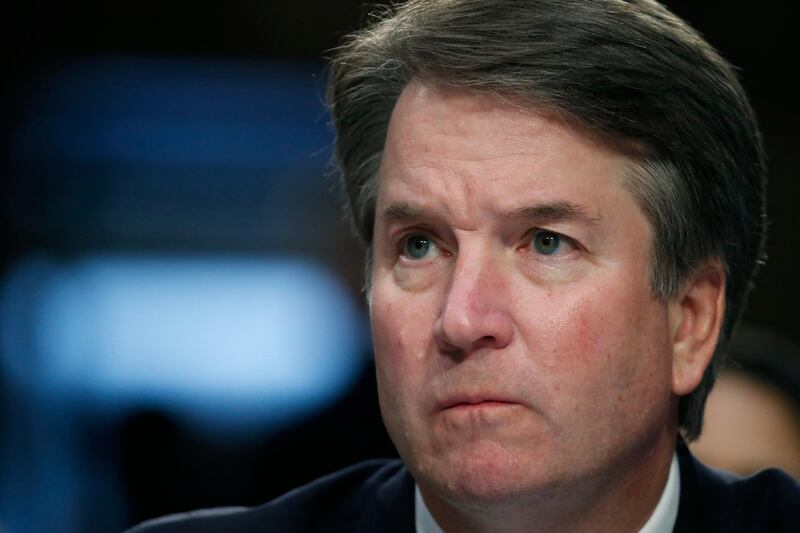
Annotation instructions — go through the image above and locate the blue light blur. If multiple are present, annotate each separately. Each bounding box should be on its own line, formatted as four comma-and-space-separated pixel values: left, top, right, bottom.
4, 57, 340, 250
1, 54, 360, 533
11, 57, 332, 169
0, 254, 368, 533
0, 254, 368, 431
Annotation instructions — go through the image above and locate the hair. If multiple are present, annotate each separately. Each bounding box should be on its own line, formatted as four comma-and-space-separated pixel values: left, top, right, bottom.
326, 0, 767, 440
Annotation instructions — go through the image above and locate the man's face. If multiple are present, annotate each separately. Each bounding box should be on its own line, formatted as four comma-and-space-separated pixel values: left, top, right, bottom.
370, 81, 678, 505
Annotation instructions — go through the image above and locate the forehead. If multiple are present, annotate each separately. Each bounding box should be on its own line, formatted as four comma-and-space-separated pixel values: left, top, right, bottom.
378, 80, 645, 227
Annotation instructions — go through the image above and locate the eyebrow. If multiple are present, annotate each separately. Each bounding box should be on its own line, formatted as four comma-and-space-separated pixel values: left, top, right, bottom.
380, 200, 602, 226
380, 202, 424, 222
506, 201, 602, 226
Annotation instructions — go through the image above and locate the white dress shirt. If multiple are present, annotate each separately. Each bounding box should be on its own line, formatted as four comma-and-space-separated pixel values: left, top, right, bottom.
415, 453, 680, 533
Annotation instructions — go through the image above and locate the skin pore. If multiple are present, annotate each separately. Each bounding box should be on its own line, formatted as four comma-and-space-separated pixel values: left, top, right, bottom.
368, 80, 725, 532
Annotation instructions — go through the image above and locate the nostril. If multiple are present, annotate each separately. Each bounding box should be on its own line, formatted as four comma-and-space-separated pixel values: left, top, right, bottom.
476, 335, 497, 348
433, 330, 465, 358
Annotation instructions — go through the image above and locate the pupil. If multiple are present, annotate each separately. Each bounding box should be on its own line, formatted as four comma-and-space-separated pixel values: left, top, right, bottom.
535, 232, 559, 254
408, 236, 430, 258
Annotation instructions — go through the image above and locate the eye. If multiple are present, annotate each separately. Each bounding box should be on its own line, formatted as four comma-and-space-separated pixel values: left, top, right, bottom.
531, 231, 564, 255
402, 234, 437, 260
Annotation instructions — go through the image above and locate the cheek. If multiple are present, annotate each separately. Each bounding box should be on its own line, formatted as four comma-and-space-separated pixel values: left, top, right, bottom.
369, 281, 436, 397
371, 294, 413, 371
369, 281, 442, 457
527, 278, 672, 408
370, 296, 407, 435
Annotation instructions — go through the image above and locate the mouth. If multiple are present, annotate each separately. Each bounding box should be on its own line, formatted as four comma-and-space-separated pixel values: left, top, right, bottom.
440, 396, 520, 412
435, 395, 526, 427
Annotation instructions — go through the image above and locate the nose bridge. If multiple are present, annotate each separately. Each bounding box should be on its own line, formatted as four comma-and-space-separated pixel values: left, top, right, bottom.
447, 244, 499, 310
435, 241, 513, 353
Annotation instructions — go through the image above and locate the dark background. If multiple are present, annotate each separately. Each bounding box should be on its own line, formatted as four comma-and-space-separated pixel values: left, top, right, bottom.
0, 2, 797, 532
3, 0, 799, 335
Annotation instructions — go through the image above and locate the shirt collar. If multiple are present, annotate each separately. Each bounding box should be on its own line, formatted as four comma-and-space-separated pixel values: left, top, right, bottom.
415, 452, 680, 533
639, 452, 681, 533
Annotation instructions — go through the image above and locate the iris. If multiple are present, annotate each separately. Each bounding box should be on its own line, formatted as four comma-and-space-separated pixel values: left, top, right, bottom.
404, 235, 432, 259
533, 231, 561, 255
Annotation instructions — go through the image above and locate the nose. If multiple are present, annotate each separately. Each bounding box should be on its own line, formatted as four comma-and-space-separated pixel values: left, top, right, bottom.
433, 250, 514, 356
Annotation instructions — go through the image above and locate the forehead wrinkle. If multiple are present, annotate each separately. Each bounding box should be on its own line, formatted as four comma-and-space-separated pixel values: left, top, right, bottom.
379, 164, 481, 226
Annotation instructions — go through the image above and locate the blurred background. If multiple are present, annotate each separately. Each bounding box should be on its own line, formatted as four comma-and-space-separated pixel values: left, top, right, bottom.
0, 1, 798, 532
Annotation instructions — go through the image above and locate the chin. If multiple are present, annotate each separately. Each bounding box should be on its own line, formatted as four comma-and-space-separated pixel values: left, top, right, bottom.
413, 440, 557, 506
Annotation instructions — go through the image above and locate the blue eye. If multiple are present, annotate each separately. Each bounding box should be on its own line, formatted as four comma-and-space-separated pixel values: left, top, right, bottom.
532, 231, 562, 255
404, 235, 433, 259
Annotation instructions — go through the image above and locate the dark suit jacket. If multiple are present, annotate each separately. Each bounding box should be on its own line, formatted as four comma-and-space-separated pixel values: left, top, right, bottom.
128, 441, 799, 532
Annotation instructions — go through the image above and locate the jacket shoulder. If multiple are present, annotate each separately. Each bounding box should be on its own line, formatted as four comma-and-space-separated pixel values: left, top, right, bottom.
126, 459, 413, 533
727, 467, 800, 532
676, 441, 800, 532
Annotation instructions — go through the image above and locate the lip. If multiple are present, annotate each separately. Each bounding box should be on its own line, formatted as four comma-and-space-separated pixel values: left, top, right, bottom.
439, 395, 521, 411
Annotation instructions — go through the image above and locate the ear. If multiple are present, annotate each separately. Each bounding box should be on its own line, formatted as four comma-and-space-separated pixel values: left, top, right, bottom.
669, 263, 726, 396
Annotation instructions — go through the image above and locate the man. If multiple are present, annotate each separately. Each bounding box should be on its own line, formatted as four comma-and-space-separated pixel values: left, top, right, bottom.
131, 0, 799, 531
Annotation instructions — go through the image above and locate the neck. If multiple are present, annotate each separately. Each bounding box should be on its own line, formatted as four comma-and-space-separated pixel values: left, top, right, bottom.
421, 428, 676, 533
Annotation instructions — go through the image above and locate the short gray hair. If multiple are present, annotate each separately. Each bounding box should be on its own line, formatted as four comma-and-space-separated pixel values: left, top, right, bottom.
326, 0, 767, 440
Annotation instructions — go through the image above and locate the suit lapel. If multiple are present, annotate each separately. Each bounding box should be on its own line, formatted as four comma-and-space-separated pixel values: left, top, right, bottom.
356, 463, 416, 533
673, 438, 741, 533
